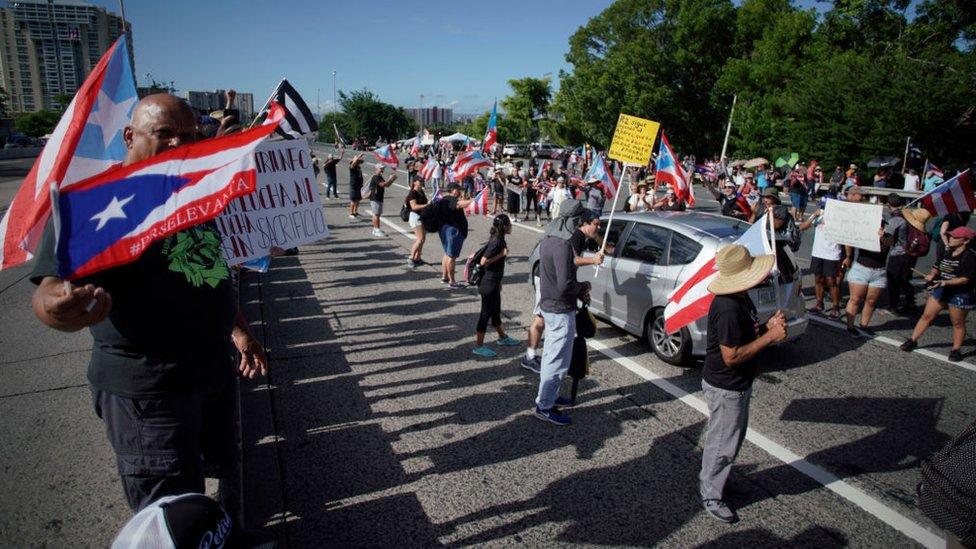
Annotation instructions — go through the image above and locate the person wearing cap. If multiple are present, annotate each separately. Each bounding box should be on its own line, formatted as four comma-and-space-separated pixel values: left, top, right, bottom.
885, 195, 926, 313
533, 200, 599, 426
900, 226, 976, 362
749, 186, 780, 223
321, 145, 345, 200
366, 164, 398, 238
348, 153, 366, 219
581, 176, 607, 218
438, 183, 473, 289
842, 186, 894, 337
699, 244, 787, 523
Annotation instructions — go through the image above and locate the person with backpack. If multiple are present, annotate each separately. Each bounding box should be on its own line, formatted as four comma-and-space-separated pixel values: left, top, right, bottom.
900, 227, 976, 362
437, 183, 472, 289
888, 205, 932, 313
405, 176, 429, 269
471, 215, 521, 358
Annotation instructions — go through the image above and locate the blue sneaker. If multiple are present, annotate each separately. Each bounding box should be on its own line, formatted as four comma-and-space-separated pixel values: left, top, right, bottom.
472, 346, 497, 358
519, 356, 541, 373
534, 406, 571, 426
497, 336, 520, 346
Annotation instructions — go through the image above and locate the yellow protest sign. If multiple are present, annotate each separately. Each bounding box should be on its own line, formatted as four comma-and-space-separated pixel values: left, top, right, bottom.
608, 113, 661, 166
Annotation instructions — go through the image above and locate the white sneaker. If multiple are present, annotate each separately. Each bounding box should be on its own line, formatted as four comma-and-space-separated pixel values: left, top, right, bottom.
348, 214, 356, 219
372, 229, 385, 237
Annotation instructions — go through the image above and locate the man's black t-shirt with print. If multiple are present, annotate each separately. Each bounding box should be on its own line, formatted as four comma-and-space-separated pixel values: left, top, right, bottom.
369, 173, 386, 202
30, 222, 236, 398
703, 293, 761, 391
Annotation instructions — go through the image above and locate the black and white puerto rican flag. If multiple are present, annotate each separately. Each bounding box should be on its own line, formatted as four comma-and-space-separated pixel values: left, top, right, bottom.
258, 79, 318, 140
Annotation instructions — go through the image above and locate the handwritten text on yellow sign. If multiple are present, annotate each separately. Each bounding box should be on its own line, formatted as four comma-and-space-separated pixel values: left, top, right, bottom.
608, 113, 661, 166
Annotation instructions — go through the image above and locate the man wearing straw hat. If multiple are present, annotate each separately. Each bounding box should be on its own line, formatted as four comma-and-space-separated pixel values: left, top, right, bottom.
886, 200, 931, 314
699, 244, 787, 523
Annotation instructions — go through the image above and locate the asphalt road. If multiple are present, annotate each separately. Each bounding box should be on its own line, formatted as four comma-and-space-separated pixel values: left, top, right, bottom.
0, 146, 972, 547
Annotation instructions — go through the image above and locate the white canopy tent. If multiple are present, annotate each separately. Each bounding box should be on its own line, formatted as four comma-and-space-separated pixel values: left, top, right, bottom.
439, 132, 475, 143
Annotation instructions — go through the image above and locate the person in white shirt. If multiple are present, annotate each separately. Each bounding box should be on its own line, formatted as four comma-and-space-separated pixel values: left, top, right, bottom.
903, 169, 920, 192
800, 200, 845, 318
549, 176, 573, 219
627, 183, 654, 212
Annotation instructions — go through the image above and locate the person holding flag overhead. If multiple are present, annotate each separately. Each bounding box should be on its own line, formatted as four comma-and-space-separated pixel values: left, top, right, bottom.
30, 93, 277, 512
367, 164, 398, 237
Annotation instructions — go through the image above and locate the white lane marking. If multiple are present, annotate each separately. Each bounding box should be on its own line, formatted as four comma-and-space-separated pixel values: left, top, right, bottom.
585, 338, 945, 549
806, 314, 976, 373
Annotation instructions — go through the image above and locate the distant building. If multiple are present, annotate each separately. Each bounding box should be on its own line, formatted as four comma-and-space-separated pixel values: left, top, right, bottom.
454, 113, 480, 124
406, 106, 453, 126
184, 89, 255, 121
0, 0, 132, 113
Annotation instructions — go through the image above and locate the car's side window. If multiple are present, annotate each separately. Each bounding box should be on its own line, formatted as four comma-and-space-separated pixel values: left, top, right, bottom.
669, 232, 702, 265
600, 220, 628, 255
621, 223, 669, 265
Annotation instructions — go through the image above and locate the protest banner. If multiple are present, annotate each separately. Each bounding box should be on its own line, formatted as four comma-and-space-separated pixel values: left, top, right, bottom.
608, 113, 661, 166
821, 198, 883, 252
215, 139, 329, 266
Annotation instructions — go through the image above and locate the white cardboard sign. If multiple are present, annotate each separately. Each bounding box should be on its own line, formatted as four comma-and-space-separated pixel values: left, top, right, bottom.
821, 198, 883, 252
215, 139, 329, 266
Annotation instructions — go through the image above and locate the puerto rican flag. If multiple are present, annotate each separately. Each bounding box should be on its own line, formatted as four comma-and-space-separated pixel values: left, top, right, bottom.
51, 104, 286, 280
451, 149, 493, 180
919, 170, 975, 217
584, 154, 619, 199
419, 157, 438, 180
372, 144, 399, 169
923, 160, 944, 179
409, 132, 422, 156
655, 133, 695, 207
482, 101, 498, 153
663, 213, 774, 334
0, 36, 136, 271
465, 188, 488, 216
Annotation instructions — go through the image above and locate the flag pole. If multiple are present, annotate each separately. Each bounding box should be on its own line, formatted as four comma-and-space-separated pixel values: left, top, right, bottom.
595, 162, 630, 275
249, 77, 284, 128
901, 137, 911, 175
767, 212, 782, 312
718, 94, 736, 170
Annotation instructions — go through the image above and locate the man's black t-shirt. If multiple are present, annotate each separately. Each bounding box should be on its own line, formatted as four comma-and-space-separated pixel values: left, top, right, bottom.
369, 173, 386, 202
323, 158, 338, 181
935, 248, 976, 297
30, 222, 236, 398
703, 293, 761, 391
441, 196, 469, 237
349, 164, 363, 191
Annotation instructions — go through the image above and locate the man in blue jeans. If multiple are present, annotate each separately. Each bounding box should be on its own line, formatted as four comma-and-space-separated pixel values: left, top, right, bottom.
699, 244, 786, 522
534, 200, 599, 425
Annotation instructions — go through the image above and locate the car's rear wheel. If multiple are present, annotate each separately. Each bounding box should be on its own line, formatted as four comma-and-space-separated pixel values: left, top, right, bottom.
647, 308, 692, 366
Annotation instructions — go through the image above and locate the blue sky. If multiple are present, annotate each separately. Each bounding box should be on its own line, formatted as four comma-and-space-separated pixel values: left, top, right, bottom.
83, 0, 616, 115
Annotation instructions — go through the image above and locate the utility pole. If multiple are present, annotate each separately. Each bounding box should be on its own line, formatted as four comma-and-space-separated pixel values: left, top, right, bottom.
420, 94, 425, 133
332, 71, 337, 116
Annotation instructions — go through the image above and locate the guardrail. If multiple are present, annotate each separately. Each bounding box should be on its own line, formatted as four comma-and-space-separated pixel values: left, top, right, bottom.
0, 147, 42, 160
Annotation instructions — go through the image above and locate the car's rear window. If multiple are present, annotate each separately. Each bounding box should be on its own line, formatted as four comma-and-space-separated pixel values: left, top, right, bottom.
694, 217, 750, 239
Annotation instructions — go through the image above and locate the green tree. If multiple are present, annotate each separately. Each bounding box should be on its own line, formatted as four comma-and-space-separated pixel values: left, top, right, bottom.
15, 109, 60, 137
500, 77, 552, 142
336, 88, 416, 142
553, 0, 736, 154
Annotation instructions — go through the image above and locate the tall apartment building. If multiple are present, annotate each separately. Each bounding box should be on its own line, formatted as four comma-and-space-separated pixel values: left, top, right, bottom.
0, 0, 131, 114
406, 106, 453, 126
184, 89, 255, 121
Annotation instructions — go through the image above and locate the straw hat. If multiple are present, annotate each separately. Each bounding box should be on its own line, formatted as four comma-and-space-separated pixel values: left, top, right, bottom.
903, 208, 931, 232
707, 244, 776, 296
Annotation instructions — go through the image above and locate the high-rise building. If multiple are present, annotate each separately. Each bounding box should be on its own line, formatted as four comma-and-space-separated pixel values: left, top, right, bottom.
183, 89, 255, 122
406, 106, 453, 126
0, 0, 132, 113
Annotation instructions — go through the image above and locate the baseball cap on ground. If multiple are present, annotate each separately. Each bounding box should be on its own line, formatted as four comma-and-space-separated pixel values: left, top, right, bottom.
111, 493, 250, 548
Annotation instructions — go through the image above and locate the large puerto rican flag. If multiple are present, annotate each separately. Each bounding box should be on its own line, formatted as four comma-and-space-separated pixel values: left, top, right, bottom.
51, 104, 285, 280
0, 36, 137, 270
655, 133, 695, 207
372, 144, 399, 168
482, 101, 498, 153
918, 170, 974, 217
465, 188, 488, 216
451, 149, 493, 180
584, 154, 619, 199
419, 157, 438, 180
663, 213, 774, 334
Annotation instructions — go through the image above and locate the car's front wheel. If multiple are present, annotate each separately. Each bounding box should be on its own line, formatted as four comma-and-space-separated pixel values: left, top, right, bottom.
646, 308, 692, 366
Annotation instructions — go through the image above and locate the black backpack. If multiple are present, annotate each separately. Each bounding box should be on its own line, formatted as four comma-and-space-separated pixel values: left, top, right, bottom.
419, 198, 442, 232
917, 419, 976, 544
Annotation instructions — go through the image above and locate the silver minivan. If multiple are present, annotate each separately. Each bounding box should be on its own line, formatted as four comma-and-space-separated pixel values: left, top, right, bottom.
528, 211, 807, 365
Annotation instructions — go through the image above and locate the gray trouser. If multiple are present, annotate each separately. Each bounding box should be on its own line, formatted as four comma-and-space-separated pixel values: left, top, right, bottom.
536, 311, 575, 409
699, 379, 752, 501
